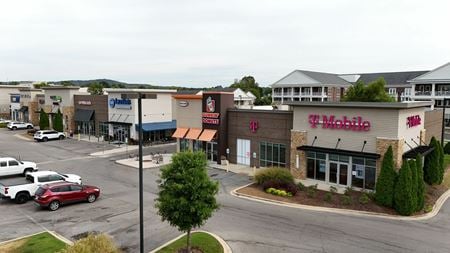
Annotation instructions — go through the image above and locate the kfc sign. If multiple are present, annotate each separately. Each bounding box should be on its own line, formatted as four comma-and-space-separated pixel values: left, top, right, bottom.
309, 114, 370, 131
206, 96, 215, 112
407, 115, 421, 128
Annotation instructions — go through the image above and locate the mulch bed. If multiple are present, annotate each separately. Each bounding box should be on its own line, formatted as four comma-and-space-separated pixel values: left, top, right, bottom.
237, 182, 449, 216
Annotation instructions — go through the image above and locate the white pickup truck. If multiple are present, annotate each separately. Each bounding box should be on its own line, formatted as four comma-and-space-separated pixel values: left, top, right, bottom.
0, 157, 38, 177
0, 171, 82, 204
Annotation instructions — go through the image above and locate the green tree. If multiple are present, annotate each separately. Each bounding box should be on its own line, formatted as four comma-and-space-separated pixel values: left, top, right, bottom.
156, 152, 219, 253
424, 137, 441, 185
437, 141, 445, 184
416, 155, 425, 211
342, 78, 395, 102
230, 76, 271, 105
88, 82, 104, 95
394, 160, 415, 216
444, 142, 450, 154
60, 81, 74, 86
39, 108, 49, 130
53, 109, 63, 132
408, 159, 418, 211
375, 146, 397, 207
34, 82, 49, 89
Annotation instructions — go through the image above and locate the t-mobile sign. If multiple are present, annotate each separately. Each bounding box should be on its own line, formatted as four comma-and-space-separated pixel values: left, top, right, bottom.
406, 115, 421, 128
309, 114, 371, 131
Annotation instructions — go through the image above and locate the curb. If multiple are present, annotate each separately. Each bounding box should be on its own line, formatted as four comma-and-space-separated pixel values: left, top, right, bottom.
149, 230, 232, 253
231, 183, 450, 221
0, 230, 73, 246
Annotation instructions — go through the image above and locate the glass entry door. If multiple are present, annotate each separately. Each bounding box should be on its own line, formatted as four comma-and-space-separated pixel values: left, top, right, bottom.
206, 142, 218, 162
329, 162, 349, 186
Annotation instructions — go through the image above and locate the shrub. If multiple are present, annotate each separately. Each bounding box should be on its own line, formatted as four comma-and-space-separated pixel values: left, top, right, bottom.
375, 146, 397, 208
324, 192, 333, 202
424, 137, 441, 185
266, 188, 291, 197
359, 193, 370, 205
344, 186, 354, 196
329, 186, 338, 194
437, 141, 445, 184
59, 233, 121, 253
306, 185, 317, 198
341, 195, 352, 205
297, 181, 306, 191
0, 122, 7, 128
424, 204, 433, 213
53, 109, 63, 132
261, 179, 298, 195
394, 161, 415, 216
444, 142, 450, 155
408, 159, 418, 212
255, 167, 294, 186
416, 155, 425, 211
39, 108, 49, 130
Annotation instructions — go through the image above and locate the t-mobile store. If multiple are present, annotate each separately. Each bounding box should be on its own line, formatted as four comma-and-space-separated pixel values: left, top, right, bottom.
289, 102, 438, 190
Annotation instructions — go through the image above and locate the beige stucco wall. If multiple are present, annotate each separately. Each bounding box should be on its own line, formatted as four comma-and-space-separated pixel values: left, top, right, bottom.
292, 106, 425, 154
172, 98, 202, 128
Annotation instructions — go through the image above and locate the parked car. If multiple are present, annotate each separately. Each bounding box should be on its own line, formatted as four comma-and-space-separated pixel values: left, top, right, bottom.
0, 157, 38, 177
34, 130, 66, 142
7, 122, 33, 130
0, 171, 82, 204
34, 182, 100, 211
0, 118, 12, 124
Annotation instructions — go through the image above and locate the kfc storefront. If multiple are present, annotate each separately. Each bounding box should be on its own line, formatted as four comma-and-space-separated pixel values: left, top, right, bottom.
289, 101, 437, 190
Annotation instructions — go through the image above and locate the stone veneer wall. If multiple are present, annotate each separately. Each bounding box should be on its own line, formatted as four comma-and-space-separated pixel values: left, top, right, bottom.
290, 130, 307, 179
62, 106, 75, 132
29, 101, 40, 126
376, 138, 404, 172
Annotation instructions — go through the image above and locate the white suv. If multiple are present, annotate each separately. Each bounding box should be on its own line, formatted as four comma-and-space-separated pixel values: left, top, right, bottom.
34, 130, 66, 142
7, 122, 34, 130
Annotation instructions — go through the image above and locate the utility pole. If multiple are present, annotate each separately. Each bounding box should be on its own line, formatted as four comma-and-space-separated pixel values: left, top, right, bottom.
138, 92, 144, 253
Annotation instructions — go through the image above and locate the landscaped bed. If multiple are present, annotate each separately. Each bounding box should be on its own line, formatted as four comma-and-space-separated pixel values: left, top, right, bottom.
0, 232, 67, 253
156, 231, 223, 253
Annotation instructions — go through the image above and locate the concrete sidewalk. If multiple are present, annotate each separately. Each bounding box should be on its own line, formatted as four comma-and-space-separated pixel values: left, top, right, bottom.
208, 162, 257, 176
115, 153, 172, 169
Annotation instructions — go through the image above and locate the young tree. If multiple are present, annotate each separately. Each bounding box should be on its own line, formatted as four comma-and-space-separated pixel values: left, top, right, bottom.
53, 109, 63, 132
416, 155, 425, 211
408, 159, 418, 211
437, 141, 445, 184
375, 146, 397, 207
394, 161, 415, 216
156, 152, 219, 253
39, 108, 49, 130
444, 142, 450, 155
88, 82, 104, 95
424, 137, 440, 185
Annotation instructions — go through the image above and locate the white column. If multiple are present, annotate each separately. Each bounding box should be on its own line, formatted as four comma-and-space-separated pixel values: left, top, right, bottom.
281, 88, 284, 103
431, 83, 435, 97
321, 86, 325, 102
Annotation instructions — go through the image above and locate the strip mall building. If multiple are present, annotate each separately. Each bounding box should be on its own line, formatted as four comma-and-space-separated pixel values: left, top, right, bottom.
172, 94, 441, 190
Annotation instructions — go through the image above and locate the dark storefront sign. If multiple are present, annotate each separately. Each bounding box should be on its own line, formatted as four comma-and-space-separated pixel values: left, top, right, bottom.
10, 95, 20, 103
109, 98, 131, 109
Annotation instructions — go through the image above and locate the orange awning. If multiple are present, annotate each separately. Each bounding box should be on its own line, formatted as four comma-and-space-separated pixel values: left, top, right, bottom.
198, 129, 217, 142
185, 128, 202, 140
172, 128, 189, 138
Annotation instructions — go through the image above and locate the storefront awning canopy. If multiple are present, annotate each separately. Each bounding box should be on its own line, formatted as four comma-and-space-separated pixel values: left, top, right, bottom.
403, 145, 434, 159
18, 106, 28, 113
185, 128, 202, 140
172, 128, 189, 138
136, 120, 176, 132
198, 129, 217, 142
74, 109, 94, 122
297, 145, 381, 159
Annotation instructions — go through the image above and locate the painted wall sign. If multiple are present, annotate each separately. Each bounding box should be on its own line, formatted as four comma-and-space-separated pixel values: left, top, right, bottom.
10, 95, 20, 103
109, 98, 132, 109
406, 115, 421, 128
249, 120, 259, 133
205, 96, 215, 113
178, 101, 189, 107
308, 114, 371, 131
78, 101, 92, 105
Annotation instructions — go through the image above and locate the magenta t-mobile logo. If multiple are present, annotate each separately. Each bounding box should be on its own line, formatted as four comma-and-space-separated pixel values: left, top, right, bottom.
249, 120, 259, 133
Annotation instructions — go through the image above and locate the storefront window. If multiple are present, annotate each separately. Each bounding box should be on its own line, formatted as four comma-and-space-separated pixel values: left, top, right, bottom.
193, 140, 202, 152
99, 122, 109, 139
180, 139, 189, 152
352, 157, 376, 190
259, 142, 286, 167
306, 151, 326, 181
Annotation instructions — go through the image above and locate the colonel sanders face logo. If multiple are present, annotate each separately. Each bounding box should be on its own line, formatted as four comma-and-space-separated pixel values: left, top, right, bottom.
206, 96, 215, 113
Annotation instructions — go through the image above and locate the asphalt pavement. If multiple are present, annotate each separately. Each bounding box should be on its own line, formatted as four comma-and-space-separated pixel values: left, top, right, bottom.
0, 128, 449, 253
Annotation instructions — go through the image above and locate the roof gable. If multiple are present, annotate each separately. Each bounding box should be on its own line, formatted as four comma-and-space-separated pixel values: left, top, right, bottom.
272, 70, 351, 87
409, 63, 450, 82
272, 70, 320, 87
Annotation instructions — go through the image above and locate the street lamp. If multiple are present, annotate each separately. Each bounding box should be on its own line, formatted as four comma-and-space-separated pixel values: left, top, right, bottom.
121, 92, 156, 253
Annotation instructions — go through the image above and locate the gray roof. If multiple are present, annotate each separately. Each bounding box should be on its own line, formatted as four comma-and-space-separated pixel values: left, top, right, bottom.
285, 101, 433, 109
272, 70, 351, 87
356, 71, 428, 86
409, 62, 450, 82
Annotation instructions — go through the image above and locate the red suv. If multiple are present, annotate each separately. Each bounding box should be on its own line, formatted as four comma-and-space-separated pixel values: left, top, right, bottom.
34, 182, 100, 211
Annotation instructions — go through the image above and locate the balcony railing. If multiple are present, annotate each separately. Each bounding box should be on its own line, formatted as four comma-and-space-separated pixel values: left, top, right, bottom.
301, 92, 311, 96
293, 92, 300, 96
312, 92, 323, 96
273, 92, 282, 97
415, 91, 431, 96
436, 91, 450, 96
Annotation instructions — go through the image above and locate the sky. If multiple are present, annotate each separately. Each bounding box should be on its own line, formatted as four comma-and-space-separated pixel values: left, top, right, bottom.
0, 0, 449, 87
